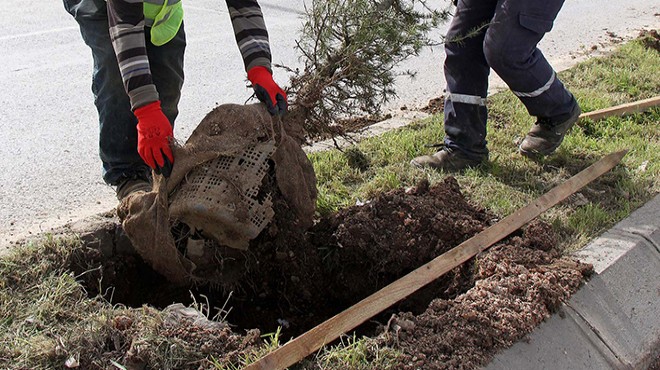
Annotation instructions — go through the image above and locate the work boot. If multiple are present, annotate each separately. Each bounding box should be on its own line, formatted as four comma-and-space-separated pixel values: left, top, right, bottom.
410, 147, 486, 172
520, 104, 581, 158
116, 177, 152, 201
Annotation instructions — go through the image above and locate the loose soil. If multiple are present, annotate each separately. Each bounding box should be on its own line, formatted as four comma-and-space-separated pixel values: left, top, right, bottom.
639, 29, 660, 53
68, 177, 592, 369
421, 96, 445, 115
381, 221, 592, 369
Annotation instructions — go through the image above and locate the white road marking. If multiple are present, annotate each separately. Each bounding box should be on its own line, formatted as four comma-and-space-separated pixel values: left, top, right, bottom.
0, 26, 79, 41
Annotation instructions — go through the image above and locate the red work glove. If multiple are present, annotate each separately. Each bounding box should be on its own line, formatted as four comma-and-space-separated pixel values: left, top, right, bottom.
247, 66, 288, 116
134, 100, 174, 177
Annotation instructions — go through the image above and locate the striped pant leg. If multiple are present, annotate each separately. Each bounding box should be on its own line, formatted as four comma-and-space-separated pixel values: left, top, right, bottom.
443, 0, 497, 159
145, 24, 186, 126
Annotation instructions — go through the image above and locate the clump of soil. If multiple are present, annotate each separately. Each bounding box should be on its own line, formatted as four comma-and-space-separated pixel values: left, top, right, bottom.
639, 29, 660, 52
344, 146, 371, 171
421, 96, 445, 115
649, 350, 660, 370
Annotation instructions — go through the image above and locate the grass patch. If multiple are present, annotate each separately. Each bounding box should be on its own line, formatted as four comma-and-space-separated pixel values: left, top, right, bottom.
0, 37, 658, 369
303, 334, 401, 369
0, 237, 257, 369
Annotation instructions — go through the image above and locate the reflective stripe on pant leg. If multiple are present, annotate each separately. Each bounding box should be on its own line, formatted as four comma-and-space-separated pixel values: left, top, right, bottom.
443, 92, 489, 159
484, 0, 575, 118
512, 71, 555, 98
447, 93, 487, 106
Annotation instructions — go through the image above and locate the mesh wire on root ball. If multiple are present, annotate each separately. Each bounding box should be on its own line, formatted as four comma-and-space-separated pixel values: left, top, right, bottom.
118, 104, 317, 284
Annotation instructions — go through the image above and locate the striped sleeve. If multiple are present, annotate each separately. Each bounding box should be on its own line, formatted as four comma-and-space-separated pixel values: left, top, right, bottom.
226, 0, 273, 72
107, 0, 159, 110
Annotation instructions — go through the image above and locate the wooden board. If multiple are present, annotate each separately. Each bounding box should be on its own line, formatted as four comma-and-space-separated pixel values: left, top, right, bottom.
579, 96, 660, 121
245, 150, 628, 370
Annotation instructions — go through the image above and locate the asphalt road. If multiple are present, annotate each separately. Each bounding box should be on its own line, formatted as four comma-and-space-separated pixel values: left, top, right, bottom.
0, 0, 658, 248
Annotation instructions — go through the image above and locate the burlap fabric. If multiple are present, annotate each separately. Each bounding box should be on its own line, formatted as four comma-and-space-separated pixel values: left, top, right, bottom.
117, 103, 317, 284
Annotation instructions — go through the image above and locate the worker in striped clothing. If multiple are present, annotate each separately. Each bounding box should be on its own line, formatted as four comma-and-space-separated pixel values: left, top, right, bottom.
411, 0, 581, 171
63, 0, 287, 200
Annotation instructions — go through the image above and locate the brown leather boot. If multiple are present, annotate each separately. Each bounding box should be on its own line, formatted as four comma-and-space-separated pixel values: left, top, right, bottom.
116, 178, 152, 201
410, 148, 486, 172
520, 104, 581, 158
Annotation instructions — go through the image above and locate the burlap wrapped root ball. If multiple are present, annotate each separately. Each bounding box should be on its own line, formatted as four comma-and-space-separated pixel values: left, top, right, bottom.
117, 103, 317, 284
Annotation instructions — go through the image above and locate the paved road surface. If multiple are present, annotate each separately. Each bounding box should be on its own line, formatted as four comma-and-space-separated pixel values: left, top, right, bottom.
0, 0, 658, 249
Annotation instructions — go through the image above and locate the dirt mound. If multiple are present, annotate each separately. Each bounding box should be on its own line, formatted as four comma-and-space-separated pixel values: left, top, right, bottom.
196, 178, 492, 335
380, 222, 592, 369
311, 177, 489, 308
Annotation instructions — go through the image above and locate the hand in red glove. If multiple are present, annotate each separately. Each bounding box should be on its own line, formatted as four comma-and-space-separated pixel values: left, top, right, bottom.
134, 100, 174, 177
247, 66, 288, 116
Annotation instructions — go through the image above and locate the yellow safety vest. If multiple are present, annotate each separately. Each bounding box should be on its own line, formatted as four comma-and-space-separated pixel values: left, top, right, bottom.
143, 0, 184, 46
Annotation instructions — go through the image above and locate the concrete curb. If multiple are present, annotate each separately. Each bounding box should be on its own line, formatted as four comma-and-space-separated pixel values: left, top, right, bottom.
485, 195, 660, 370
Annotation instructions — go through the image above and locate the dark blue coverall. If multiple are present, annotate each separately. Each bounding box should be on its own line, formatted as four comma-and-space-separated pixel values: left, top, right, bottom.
443, 0, 579, 160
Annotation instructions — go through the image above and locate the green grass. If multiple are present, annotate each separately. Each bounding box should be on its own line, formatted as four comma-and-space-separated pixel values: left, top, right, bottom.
305, 333, 401, 369
0, 37, 658, 370
311, 38, 660, 253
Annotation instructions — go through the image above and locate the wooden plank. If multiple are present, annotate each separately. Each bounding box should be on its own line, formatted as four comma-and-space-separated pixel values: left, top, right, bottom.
580, 96, 660, 121
245, 150, 628, 370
